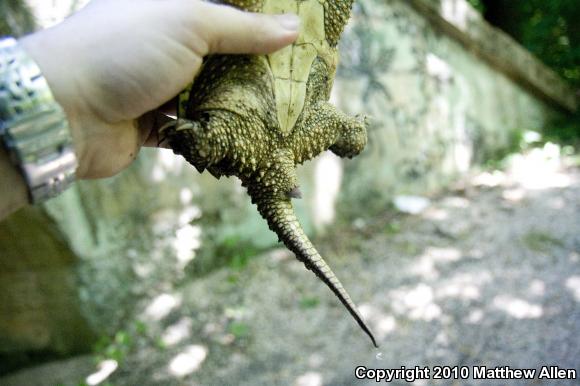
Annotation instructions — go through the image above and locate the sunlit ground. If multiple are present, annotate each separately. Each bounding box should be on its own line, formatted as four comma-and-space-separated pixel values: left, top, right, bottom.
115, 144, 579, 386
2, 143, 577, 386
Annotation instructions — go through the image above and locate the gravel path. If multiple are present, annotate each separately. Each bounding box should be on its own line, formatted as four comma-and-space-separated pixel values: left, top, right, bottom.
107, 150, 579, 386
2, 150, 579, 386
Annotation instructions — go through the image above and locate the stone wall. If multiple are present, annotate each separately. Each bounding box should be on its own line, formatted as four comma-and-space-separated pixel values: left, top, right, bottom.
334, 0, 575, 215
0, 208, 95, 373
1, 0, 576, 366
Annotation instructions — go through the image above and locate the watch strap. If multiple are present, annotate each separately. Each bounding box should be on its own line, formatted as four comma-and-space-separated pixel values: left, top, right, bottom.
0, 37, 77, 203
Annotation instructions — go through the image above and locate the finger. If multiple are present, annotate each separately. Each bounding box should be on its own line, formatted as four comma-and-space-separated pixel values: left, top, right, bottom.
194, 2, 300, 54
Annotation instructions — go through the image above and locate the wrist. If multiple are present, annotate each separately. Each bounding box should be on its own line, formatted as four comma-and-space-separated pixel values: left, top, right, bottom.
19, 32, 87, 169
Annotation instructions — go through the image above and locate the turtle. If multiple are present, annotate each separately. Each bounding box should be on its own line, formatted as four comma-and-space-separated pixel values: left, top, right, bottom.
163, 0, 376, 347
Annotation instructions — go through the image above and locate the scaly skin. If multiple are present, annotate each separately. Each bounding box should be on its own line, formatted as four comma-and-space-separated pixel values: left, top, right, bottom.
164, 0, 377, 347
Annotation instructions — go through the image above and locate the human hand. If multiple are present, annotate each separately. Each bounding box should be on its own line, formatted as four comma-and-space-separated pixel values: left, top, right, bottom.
19, 0, 299, 179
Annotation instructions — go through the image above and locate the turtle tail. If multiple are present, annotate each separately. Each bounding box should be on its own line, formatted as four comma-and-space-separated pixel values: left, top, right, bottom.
254, 197, 378, 347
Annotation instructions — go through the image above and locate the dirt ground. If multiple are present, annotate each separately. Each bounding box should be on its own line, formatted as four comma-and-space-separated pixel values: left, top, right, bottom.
2, 147, 579, 386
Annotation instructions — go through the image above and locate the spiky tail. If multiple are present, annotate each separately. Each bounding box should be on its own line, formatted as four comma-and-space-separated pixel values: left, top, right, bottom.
255, 197, 378, 347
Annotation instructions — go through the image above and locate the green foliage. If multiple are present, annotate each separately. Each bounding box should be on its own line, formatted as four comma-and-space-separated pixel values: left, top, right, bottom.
474, 128, 525, 168
226, 236, 260, 271
65, 383, 116, 386
188, 233, 262, 277
228, 321, 250, 339
299, 296, 320, 309
479, 1, 580, 145
93, 321, 148, 364
394, 240, 421, 255
543, 112, 580, 147
57, 383, 89, 386
522, 230, 564, 252
481, 0, 580, 90
93, 332, 132, 363
517, 1, 580, 89
384, 221, 401, 235
466, 0, 485, 13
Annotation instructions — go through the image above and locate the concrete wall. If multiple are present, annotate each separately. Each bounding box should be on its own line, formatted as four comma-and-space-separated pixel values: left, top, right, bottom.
334, 0, 573, 215
1, 0, 576, 363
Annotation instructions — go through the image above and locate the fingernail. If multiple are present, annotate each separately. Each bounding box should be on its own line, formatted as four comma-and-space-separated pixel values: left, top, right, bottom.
276, 13, 300, 31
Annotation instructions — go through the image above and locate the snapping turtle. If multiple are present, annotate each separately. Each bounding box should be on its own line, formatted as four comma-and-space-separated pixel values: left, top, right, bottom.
164, 0, 376, 347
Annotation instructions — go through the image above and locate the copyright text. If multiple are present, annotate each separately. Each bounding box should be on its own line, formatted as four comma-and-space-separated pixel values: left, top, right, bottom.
354, 365, 577, 383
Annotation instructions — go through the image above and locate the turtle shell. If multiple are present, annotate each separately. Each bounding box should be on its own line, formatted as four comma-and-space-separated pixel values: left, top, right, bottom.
178, 0, 354, 136
263, 0, 337, 135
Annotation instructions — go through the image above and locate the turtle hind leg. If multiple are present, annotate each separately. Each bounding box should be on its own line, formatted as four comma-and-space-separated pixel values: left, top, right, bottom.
164, 115, 231, 175
291, 103, 367, 164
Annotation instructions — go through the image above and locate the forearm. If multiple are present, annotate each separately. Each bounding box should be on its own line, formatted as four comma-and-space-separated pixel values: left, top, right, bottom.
0, 146, 28, 220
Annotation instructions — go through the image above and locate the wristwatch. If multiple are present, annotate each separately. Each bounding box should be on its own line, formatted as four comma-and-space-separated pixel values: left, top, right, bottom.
0, 37, 77, 204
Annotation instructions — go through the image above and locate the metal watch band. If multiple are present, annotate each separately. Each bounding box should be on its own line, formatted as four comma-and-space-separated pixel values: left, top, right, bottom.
0, 37, 77, 204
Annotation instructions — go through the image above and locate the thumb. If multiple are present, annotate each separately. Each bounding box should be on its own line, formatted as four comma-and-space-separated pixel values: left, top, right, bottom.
194, 2, 300, 54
